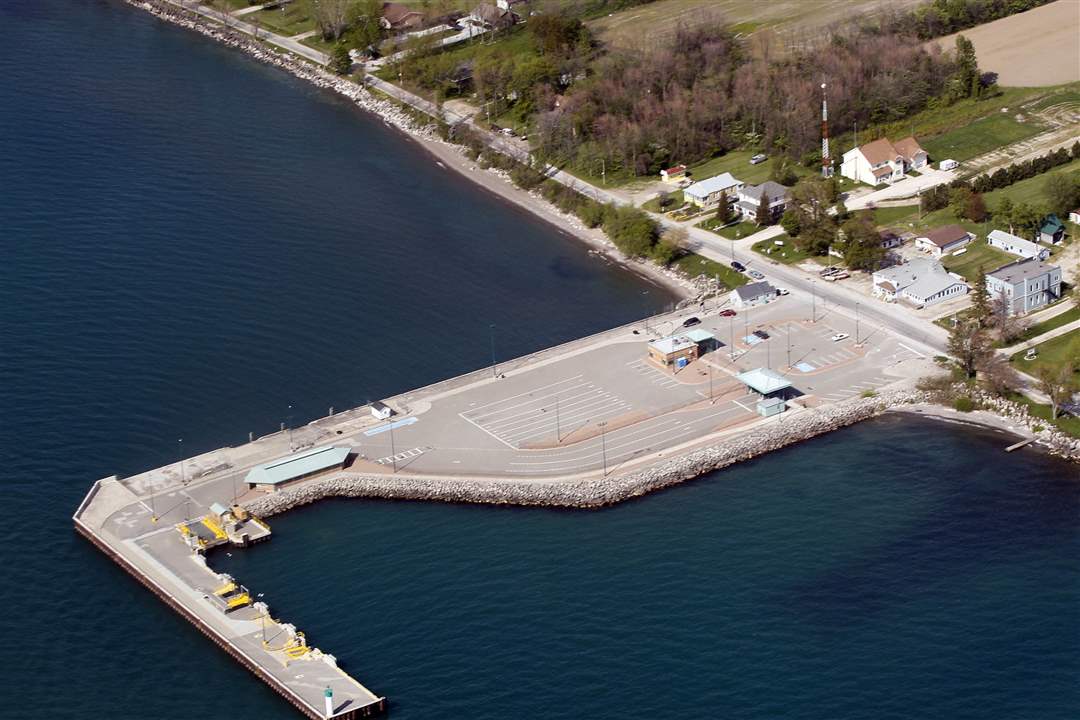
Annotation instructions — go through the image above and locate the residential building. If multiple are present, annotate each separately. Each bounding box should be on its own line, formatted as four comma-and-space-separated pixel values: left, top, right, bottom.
986, 258, 1061, 316
1068, 208, 1080, 225
1038, 214, 1066, 244
872, 258, 968, 307
683, 172, 744, 209
647, 335, 699, 369
914, 225, 973, 257
467, 2, 518, 29
878, 229, 905, 249
730, 281, 776, 308
496, 0, 526, 10
380, 2, 425, 31
736, 181, 790, 221
840, 136, 928, 185
987, 229, 1050, 260
660, 165, 687, 183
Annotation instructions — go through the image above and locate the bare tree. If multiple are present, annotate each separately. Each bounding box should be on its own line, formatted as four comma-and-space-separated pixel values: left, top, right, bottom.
979, 355, 1020, 397
313, 0, 352, 41
1036, 364, 1074, 420
948, 318, 993, 378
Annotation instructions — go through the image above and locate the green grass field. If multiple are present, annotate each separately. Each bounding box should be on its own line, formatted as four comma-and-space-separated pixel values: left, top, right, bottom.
871, 204, 920, 228
642, 190, 684, 213
940, 241, 1013, 282
983, 157, 1080, 208
672, 253, 747, 289
698, 218, 758, 240
685, 151, 807, 186
1009, 304, 1080, 345
1011, 329, 1080, 390
921, 113, 1046, 163
751, 236, 811, 265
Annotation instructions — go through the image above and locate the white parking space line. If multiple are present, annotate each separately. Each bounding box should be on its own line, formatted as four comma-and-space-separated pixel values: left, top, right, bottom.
465, 375, 585, 413
466, 382, 593, 421
458, 413, 518, 449
502, 401, 631, 442
491, 393, 613, 434
475, 387, 605, 426
732, 398, 754, 413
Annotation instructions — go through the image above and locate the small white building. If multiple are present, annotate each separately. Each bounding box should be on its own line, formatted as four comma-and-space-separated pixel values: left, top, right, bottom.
840, 136, 927, 185
939, 159, 959, 171
914, 225, 974, 258
730, 281, 776, 309
1069, 208, 1080, 225
660, 165, 687, 184
370, 401, 393, 420
683, 172, 744, 209
987, 229, 1050, 260
872, 258, 968, 307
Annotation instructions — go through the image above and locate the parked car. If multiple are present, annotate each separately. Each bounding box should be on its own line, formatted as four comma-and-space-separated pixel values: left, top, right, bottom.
753, 330, 770, 340
1024, 348, 1038, 360
831, 333, 850, 342
747, 269, 764, 280
731, 261, 746, 272
501, 127, 515, 136
682, 316, 701, 328
776, 288, 790, 296
719, 309, 737, 317
820, 266, 841, 277
750, 153, 768, 165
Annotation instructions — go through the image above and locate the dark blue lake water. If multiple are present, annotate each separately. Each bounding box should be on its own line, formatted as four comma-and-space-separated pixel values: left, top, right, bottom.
1, 2, 1078, 718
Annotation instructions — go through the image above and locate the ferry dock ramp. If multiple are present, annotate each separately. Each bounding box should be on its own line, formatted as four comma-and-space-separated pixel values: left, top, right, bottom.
73, 474, 386, 719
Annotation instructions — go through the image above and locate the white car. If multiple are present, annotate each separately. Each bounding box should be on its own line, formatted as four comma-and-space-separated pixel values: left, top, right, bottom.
776, 288, 789, 296
831, 333, 850, 342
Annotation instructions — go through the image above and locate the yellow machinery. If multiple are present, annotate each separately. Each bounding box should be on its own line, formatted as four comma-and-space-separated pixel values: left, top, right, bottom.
213, 581, 237, 597
200, 514, 227, 541
226, 592, 252, 610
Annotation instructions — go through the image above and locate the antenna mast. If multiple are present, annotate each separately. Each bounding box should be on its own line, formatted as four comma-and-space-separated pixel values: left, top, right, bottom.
821, 82, 831, 178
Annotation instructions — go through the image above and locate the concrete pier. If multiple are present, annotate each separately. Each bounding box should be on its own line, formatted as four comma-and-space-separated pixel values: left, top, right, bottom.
74, 477, 386, 719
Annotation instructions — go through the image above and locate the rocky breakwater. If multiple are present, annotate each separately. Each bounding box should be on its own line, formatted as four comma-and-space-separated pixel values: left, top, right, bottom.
245, 389, 927, 517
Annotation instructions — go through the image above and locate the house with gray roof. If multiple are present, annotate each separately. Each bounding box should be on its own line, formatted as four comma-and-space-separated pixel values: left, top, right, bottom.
986, 258, 1061, 316
730, 280, 776, 308
871, 258, 967, 307
683, 172, 744, 209
987, 229, 1049, 260
736, 181, 790, 222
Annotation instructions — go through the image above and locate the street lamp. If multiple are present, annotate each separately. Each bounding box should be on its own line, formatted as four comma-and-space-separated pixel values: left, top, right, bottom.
856, 301, 861, 344
387, 416, 397, 473
811, 280, 817, 322
489, 323, 498, 378
598, 421, 608, 477
286, 404, 294, 451
554, 395, 561, 444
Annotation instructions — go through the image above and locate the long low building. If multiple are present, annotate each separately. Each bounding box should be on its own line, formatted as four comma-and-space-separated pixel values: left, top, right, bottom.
987, 229, 1050, 260
872, 258, 968, 307
245, 445, 354, 492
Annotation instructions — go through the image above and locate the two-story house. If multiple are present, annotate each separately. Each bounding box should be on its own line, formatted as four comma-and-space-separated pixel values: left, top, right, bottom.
985, 259, 1061, 316
840, 136, 928, 185
683, 172, 744, 210
736, 181, 790, 222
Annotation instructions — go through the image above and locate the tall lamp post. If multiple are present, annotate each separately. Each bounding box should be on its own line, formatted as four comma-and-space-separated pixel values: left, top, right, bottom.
489, 323, 498, 378
811, 280, 817, 323
598, 421, 608, 477
856, 302, 861, 344
178, 438, 188, 522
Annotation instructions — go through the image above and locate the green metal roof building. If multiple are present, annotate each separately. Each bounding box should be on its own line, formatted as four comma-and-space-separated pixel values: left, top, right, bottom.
245, 445, 353, 491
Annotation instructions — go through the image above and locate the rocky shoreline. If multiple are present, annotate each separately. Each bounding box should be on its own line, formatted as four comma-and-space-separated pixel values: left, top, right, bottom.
125, 0, 698, 300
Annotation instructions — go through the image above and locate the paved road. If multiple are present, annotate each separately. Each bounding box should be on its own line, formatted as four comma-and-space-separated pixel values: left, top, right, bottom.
168, 0, 329, 64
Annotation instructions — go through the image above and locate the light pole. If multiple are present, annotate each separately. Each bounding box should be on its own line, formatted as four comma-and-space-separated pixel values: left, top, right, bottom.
178, 438, 188, 522
811, 280, 817, 322
598, 421, 608, 477
729, 313, 735, 361
554, 395, 561, 444
489, 323, 498, 378
856, 301, 861, 344
708, 362, 714, 404
387, 417, 397, 473
286, 404, 294, 451
786, 323, 791, 369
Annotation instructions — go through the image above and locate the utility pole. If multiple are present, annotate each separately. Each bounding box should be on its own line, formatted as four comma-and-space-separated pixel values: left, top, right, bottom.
729, 313, 735, 361
286, 404, 294, 451
598, 421, 608, 477
489, 323, 497, 378
554, 395, 561, 443
178, 438, 188, 522
786, 323, 791, 369
708, 361, 714, 404
811, 280, 817, 322
856, 302, 861, 344
387, 417, 397, 474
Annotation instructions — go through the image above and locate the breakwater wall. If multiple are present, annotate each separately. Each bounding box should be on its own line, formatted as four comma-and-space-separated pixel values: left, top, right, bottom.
245, 390, 926, 517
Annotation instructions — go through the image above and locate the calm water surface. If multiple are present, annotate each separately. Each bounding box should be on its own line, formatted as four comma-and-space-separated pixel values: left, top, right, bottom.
1, 2, 1078, 718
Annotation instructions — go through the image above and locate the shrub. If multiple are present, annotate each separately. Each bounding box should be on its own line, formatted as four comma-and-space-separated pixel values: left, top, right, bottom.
602, 206, 659, 257
954, 396, 975, 412
860, 389, 878, 398
575, 200, 607, 228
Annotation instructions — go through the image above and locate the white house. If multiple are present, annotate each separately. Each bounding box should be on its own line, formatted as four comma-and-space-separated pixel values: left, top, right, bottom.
987, 229, 1050, 260
986, 259, 1062, 316
914, 225, 974, 258
683, 172, 744, 209
1069, 208, 1080, 225
736, 181, 790, 221
840, 136, 928, 185
872, 258, 968, 307
730, 281, 776, 309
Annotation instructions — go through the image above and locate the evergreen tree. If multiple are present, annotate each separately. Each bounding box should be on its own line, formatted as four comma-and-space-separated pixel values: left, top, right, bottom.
996, 197, 1014, 232
755, 191, 771, 226
971, 268, 991, 325
715, 190, 733, 225
329, 44, 352, 75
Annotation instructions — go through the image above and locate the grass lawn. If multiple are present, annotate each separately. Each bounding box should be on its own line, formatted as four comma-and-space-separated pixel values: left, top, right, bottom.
642, 189, 683, 213
940, 241, 1013, 282
1016, 397, 1080, 438
1008, 303, 1080, 345
672, 253, 747, 289
698, 218, 759, 239
751, 235, 816, 265
1011, 327, 1080, 389
871, 204, 920, 228
921, 113, 1046, 163
982, 157, 1080, 208
686, 151, 810, 186
248, 1, 318, 37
